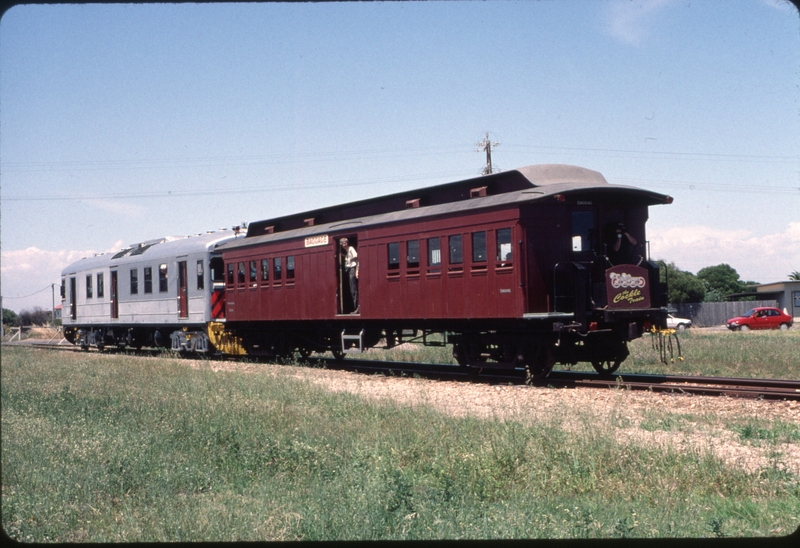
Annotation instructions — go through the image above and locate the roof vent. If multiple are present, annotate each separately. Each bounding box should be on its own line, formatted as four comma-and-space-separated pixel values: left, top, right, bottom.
262, 225, 275, 234
405, 198, 420, 209
304, 217, 316, 226
470, 186, 487, 198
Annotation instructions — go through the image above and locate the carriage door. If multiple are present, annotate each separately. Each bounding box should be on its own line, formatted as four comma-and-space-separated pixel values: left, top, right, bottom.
178, 261, 188, 318
110, 271, 119, 319
335, 235, 358, 315
69, 277, 77, 320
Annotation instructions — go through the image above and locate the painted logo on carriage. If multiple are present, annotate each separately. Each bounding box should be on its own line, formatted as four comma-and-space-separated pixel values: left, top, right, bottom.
609, 272, 646, 289
605, 265, 651, 309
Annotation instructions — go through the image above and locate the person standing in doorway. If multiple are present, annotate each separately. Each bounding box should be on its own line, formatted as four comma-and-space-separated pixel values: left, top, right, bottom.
608, 222, 637, 265
340, 238, 359, 313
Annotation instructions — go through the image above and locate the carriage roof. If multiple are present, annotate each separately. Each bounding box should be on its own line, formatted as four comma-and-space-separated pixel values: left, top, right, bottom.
223, 164, 671, 251
60, 231, 238, 275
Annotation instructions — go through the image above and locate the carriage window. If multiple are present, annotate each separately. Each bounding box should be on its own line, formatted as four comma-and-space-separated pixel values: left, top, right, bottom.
144, 267, 153, 293
274, 257, 282, 280
197, 260, 204, 290
61, 279, 66, 300
130, 269, 138, 294
388, 242, 400, 270
249, 260, 257, 283
261, 258, 269, 281
287, 256, 295, 280
472, 231, 486, 262
237, 262, 245, 284
227, 263, 234, 285
159, 264, 168, 292
97, 273, 104, 298
496, 228, 512, 263
572, 211, 595, 252
428, 237, 441, 267
86, 275, 93, 298
407, 240, 420, 269
449, 235, 463, 265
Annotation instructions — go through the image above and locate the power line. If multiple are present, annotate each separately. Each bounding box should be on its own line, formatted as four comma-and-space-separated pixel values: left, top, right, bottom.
502, 143, 800, 164
611, 176, 800, 196
2, 168, 479, 202
0, 145, 471, 174
2, 285, 53, 299
6, 141, 795, 175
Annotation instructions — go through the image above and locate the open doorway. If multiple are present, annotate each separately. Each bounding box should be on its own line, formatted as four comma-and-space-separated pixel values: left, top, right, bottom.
336, 235, 359, 315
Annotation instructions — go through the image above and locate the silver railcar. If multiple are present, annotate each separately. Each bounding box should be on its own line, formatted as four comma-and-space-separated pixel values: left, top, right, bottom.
61, 230, 239, 352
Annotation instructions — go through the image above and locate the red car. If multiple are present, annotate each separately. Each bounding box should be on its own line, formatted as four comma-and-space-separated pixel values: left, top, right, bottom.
726, 307, 793, 331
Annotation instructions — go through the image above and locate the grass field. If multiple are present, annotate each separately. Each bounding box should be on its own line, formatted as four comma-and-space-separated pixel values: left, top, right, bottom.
2, 332, 799, 542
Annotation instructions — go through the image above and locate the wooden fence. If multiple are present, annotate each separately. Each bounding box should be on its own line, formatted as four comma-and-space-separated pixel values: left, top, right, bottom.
670, 300, 778, 328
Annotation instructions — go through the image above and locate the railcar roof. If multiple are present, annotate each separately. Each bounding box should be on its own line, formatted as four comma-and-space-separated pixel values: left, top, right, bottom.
244, 164, 615, 238
60, 231, 240, 275
223, 164, 672, 252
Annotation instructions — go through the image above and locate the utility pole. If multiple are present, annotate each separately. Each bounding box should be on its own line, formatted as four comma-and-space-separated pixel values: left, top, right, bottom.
476, 131, 500, 175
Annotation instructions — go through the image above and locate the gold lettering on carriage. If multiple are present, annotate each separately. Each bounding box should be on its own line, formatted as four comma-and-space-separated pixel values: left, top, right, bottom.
304, 235, 329, 248
612, 289, 645, 305
605, 264, 652, 309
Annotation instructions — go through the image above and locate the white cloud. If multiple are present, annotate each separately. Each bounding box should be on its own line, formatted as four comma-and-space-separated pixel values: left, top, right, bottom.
1, 242, 125, 313
650, 222, 800, 283
604, 0, 674, 46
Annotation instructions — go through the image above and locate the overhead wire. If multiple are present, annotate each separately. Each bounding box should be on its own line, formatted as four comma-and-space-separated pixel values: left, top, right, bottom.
2, 285, 54, 299
2, 168, 479, 202
3, 142, 798, 201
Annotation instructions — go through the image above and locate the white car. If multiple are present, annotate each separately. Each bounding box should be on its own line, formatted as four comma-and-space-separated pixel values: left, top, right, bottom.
666, 314, 691, 331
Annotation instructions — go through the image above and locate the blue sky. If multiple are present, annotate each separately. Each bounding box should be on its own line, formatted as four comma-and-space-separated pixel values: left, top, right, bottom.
2, 0, 799, 313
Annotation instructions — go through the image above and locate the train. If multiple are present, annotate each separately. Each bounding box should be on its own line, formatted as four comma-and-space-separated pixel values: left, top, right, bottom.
61, 164, 673, 378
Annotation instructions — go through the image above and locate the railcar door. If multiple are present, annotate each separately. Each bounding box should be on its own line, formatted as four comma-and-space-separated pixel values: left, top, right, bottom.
110, 270, 119, 319
336, 235, 359, 315
178, 261, 188, 318
69, 277, 77, 320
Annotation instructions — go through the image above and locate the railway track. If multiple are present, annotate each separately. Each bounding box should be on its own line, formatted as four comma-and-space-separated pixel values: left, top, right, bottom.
6, 339, 800, 401
323, 359, 800, 401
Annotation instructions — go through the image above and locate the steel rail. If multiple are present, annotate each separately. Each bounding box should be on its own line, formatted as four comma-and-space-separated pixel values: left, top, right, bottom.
6, 340, 799, 400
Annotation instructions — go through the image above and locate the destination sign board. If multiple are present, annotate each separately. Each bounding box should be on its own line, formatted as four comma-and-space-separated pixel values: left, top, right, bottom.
304, 235, 329, 248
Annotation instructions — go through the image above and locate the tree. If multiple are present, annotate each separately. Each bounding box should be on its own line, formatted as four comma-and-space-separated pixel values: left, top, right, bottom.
659, 261, 705, 304
697, 264, 748, 302
2, 308, 19, 328
789, 271, 800, 281
17, 306, 51, 326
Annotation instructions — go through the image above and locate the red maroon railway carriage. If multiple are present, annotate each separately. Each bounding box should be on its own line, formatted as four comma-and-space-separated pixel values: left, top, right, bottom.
213, 164, 672, 378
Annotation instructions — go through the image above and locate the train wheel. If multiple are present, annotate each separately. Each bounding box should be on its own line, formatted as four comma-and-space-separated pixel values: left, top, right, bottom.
591, 359, 621, 375
332, 350, 345, 362
524, 345, 555, 382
